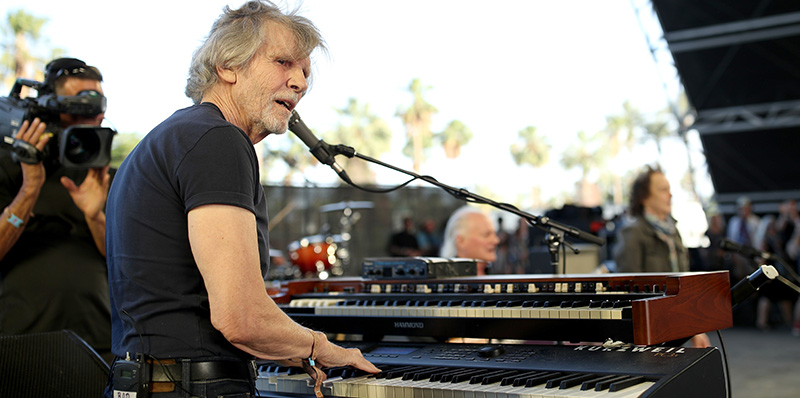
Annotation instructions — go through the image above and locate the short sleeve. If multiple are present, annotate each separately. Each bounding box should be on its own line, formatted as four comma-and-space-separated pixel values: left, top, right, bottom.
177, 126, 259, 214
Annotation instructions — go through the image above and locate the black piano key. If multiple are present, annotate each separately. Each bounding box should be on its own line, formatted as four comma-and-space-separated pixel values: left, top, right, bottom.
595, 375, 632, 391
391, 300, 409, 307
341, 368, 367, 379
432, 368, 473, 382
399, 367, 434, 381
382, 365, 422, 379
559, 301, 574, 308
613, 300, 633, 308
479, 370, 520, 385
480, 300, 499, 307
325, 367, 348, 378
407, 367, 448, 381
559, 373, 597, 389
468, 369, 509, 384
506, 300, 524, 307
495, 300, 508, 308
524, 372, 562, 387
545, 373, 581, 389
571, 300, 589, 308
502, 371, 545, 386
609, 375, 647, 392
581, 374, 621, 390
521, 300, 535, 308
588, 300, 603, 308
450, 368, 486, 383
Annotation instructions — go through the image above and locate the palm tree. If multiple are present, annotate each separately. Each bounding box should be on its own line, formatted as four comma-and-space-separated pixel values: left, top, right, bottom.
510, 126, 550, 167
326, 98, 392, 184
396, 79, 437, 173
436, 120, 472, 159
561, 130, 607, 206
603, 100, 645, 206
1, 9, 48, 89
641, 110, 673, 157
604, 100, 644, 154
510, 126, 551, 208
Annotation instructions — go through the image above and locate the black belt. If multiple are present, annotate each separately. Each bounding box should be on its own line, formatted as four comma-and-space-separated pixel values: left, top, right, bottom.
150, 359, 254, 382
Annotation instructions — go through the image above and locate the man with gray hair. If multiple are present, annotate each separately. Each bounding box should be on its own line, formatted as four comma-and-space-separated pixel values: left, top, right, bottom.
105, 1, 378, 396
440, 206, 500, 275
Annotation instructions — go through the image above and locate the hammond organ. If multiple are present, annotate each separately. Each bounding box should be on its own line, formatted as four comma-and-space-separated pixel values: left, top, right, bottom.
260, 271, 733, 397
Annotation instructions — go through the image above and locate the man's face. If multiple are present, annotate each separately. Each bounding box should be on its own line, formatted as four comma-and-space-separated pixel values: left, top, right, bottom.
643, 172, 672, 220
57, 77, 104, 127
233, 23, 311, 143
456, 213, 500, 263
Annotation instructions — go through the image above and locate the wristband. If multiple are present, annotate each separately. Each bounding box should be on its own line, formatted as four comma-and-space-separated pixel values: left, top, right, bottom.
301, 329, 324, 398
5, 209, 24, 228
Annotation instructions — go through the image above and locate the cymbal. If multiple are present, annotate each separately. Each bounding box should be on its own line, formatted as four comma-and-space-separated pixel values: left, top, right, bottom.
319, 200, 374, 213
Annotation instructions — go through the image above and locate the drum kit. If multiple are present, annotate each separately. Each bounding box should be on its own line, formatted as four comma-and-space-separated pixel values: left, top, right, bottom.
282, 200, 373, 279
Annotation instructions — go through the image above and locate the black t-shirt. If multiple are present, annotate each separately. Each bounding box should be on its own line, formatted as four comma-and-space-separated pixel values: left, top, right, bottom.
0, 153, 112, 356
106, 102, 269, 360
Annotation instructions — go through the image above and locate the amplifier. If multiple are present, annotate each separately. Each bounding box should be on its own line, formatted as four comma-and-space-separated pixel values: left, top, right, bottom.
361, 257, 478, 279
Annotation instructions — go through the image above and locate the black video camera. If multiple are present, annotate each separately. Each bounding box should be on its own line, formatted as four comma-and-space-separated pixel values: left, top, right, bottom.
0, 78, 116, 169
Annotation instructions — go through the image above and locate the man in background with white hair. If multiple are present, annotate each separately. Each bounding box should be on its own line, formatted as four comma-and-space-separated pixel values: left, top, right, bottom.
440, 206, 500, 275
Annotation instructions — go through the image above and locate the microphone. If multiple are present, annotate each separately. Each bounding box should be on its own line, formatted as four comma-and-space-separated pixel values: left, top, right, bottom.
730, 264, 778, 307
287, 110, 351, 183
1, 136, 43, 164
719, 238, 773, 260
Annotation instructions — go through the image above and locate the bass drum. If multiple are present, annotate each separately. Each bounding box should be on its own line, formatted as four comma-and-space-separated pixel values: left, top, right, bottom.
287, 234, 341, 274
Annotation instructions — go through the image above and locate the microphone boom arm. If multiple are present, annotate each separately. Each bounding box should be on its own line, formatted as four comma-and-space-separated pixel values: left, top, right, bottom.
331, 143, 605, 246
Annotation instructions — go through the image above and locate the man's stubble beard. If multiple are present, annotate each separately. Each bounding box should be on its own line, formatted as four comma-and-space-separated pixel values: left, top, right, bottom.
254, 101, 289, 138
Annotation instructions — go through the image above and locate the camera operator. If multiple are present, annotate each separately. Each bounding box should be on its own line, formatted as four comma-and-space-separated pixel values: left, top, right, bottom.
0, 57, 112, 362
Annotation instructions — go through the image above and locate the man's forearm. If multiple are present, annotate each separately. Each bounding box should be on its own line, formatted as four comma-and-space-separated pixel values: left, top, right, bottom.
0, 183, 42, 259
85, 211, 106, 256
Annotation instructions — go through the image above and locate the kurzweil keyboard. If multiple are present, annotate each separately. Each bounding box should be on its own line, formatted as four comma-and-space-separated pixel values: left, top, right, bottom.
255, 341, 726, 397
270, 272, 732, 345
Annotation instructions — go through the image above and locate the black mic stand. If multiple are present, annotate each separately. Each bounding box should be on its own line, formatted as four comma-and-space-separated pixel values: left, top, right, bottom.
720, 241, 800, 298
545, 231, 581, 274
328, 144, 606, 250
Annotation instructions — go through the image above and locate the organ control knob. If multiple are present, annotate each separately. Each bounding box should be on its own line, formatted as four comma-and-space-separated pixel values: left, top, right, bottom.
477, 345, 505, 358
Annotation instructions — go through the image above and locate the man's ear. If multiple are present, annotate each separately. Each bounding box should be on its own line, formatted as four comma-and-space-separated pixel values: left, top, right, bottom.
217, 66, 237, 84
455, 234, 466, 252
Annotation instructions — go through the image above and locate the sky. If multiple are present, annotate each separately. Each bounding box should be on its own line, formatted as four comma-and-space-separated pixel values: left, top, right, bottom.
1, 0, 712, 240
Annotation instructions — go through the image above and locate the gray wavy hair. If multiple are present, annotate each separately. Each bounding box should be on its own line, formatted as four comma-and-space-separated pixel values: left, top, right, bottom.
185, 0, 325, 103
439, 206, 487, 258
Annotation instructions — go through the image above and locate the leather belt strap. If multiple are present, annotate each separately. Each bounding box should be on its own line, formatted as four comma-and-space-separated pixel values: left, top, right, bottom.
150, 359, 253, 382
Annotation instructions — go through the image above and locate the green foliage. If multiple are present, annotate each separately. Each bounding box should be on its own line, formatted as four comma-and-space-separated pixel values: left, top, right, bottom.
396, 79, 437, 172
560, 130, 607, 178
1, 9, 50, 88
325, 98, 392, 184
110, 132, 142, 169
436, 120, 472, 159
510, 126, 550, 168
